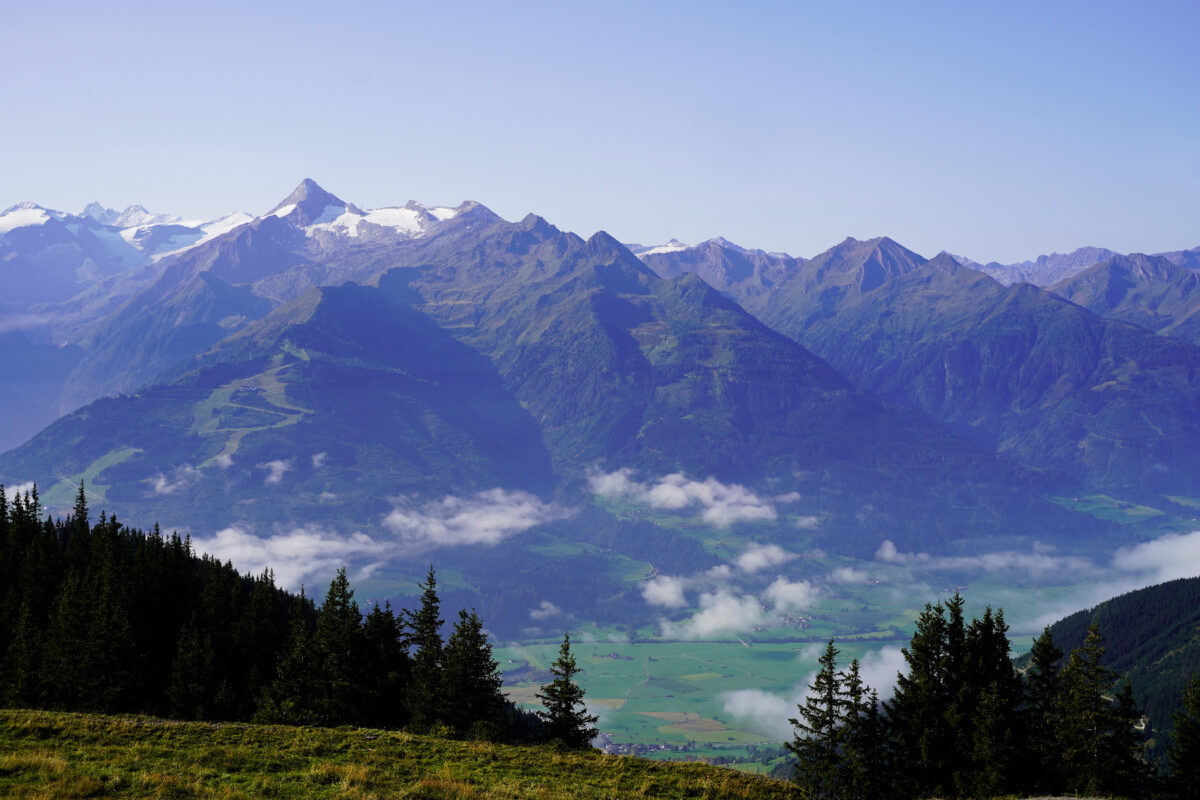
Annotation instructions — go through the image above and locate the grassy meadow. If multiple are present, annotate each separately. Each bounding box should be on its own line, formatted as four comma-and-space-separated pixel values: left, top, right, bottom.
0, 709, 797, 800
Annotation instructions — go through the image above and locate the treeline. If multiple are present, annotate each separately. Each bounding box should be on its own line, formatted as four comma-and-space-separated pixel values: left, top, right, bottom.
789, 594, 1198, 800
0, 483, 565, 743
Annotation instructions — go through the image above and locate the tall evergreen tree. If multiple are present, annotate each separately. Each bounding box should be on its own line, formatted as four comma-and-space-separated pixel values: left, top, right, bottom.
886, 600, 952, 798
361, 601, 410, 728
537, 633, 598, 749
256, 590, 320, 726
1057, 621, 1119, 795
311, 567, 364, 725
789, 640, 845, 799
1023, 626, 1064, 794
442, 609, 505, 738
71, 481, 89, 538
1102, 676, 1150, 798
406, 565, 445, 730
1167, 672, 1200, 800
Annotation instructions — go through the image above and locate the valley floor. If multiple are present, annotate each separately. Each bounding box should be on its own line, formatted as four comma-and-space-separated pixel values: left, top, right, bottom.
0, 708, 796, 799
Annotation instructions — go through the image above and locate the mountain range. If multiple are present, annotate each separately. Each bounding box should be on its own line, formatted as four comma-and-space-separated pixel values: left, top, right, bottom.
2, 179, 1198, 635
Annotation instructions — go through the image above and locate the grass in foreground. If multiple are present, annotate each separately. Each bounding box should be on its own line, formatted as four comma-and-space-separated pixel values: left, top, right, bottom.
0, 708, 796, 799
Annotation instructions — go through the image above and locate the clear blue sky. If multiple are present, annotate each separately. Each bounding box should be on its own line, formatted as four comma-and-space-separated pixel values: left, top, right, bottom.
3, 0, 1197, 263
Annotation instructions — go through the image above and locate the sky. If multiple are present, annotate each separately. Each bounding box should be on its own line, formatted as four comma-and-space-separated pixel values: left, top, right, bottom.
2, 0, 1197, 263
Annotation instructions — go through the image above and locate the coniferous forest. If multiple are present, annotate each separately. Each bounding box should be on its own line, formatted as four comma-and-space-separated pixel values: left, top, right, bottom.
785, 593, 1200, 800
0, 483, 581, 745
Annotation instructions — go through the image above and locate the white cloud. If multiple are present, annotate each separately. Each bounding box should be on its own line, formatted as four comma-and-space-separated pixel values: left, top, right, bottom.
831, 566, 870, 584
858, 645, 906, 701
190, 524, 391, 590
258, 459, 293, 485
214, 454, 234, 468
381, 487, 570, 550
147, 464, 200, 496
795, 515, 820, 530
1018, 529, 1200, 631
4, 481, 35, 497
661, 590, 766, 639
1112, 530, 1200, 584
775, 492, 802, 504
589, 468, 778, 527
874, 539, 1093, 577
736, 543, 796, 573
588, 467, 642, 498
311, 452, 327, 468
764, 576, 819, 612
721, 688, 796, 739
530, 600, 563, 620
706, 564, 733, 580
642, 575, 689, 608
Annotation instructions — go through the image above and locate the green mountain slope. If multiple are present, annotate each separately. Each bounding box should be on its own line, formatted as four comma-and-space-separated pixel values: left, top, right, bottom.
647, 237, 1200, 498
1048, 253, 1200, 345
1042, 576, 1200, 747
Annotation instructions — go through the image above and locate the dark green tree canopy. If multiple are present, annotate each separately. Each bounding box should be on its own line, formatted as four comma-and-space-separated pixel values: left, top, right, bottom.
537, 633, 598, 750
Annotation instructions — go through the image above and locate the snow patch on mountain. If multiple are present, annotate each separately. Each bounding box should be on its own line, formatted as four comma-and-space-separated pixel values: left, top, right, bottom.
636, 238, 690, 256
0, 204, 53, 235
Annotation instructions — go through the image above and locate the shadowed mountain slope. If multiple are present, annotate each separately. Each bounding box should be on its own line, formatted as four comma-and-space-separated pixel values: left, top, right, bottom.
644, 237, 1200, 496
0, 194, 1107, 561
1048, 253, 1200, 345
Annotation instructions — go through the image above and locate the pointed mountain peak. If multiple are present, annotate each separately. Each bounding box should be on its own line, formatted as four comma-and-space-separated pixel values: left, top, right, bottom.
700, 236, 747, 252
585, 230, 624, 251
267, 178, 362, 225
927, 251, 968, 271
114, 204, 181, 229
82, 201, 120, 225
519, 212, 554, 232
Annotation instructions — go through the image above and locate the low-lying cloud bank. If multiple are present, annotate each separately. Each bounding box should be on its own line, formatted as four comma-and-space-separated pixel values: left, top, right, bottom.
1022, 529, 1200, 630
589, 468, 786, 527
875, 539, 1095, 578
192, 487, 571, 590
382, 488, 571, 549
191, 524, 391, 589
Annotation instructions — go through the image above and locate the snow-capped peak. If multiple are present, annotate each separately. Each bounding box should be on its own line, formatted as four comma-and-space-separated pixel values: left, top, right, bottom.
82, 201, 120, 226
114, 205, 182, 229
0, 203, 57, 235
637, 238, 690, 257
263, 179, 469, 240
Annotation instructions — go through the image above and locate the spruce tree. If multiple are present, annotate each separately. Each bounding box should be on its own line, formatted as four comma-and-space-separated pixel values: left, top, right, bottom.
789, 640, 845, 799
406, 565, 445, 730
837, 658, 879, 800
537, 633, 598, 749
1167, 672, 1200, 800
311, 567, 363, 725
362, 601, 410, 728
1057, 621, 1114, 795
1023, 626, 1064, 794
886, 600, 951, 798
255, 590, 319, 725
71, 481, 89, 538
442, 609, 505, 738
1102, 676, 1149, 798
